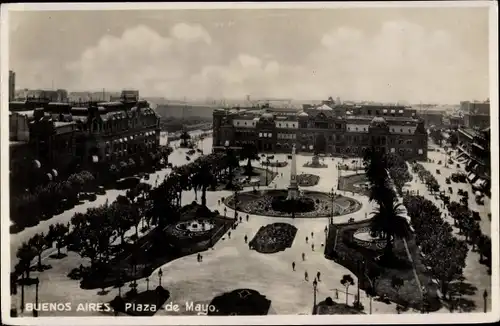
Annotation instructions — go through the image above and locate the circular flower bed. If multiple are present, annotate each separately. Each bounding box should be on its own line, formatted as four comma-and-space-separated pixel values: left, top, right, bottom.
271, 196, 316, 213
352, 226, 386, 250
250, 223, 298, 253
224, 189, 362, 218
168, 218, 216, 239
297, 174, 320, 187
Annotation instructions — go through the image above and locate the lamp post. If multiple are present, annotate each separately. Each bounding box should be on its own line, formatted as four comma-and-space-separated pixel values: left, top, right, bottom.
224, 140, 232, 187
224, 207, 227, 217
146, 277, 150, 291
483, 289, 488, 313
313, 279, 318, 311
234, 189, 239, 220
33, 277, 39, 317
265, 157, 270, 185
20, 275, 25, 314
158, 268, 163, 287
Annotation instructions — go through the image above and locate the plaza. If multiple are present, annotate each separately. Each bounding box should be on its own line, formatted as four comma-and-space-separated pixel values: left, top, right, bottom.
9, 132, 491, 316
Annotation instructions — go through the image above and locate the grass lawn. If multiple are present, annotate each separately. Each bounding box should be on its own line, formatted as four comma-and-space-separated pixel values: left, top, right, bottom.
324, 221, 442, 312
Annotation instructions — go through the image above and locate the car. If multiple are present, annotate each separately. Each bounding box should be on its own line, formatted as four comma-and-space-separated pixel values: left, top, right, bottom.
446, 178, 451, 184
144, 174, 150, 180
186, 156, 191, 161
475, 197, 484, 205
436, 169, 441, 175
88, 193, 97, 201
448, 186, 453, 194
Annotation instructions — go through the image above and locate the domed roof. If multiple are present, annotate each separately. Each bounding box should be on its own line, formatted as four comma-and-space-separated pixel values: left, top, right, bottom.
259, 112, 274, 122
317, 104, 333, 111
298, 111, 309, 117
370, 116, 388, 128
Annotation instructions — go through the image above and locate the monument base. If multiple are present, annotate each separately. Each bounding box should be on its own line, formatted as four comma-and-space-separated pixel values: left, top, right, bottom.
287, 185, 300, 200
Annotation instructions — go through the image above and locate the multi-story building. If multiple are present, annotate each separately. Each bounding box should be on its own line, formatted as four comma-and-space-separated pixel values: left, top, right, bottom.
456, 126, 490, 191
213, 103, 427, 160
8, 90, 161, 179
9, 70, 16, 101
460, 100, 490, 129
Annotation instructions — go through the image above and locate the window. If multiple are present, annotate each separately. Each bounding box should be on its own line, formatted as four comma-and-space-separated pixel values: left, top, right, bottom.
406, 139, 412, 145
400, 129, 403, 132
363, 128, 366, 131
286, 124, 289, 127
418, 149, 423, 154
376, 110, 380, 115
259, 133, 263, 137
244, 122, 247, 125
348, 127, 350, 131
355, 127, 358, 131
368, 110, 372, 115
391, 148, 395, 153
237, 121, 240, 125
279, 123, 281, 127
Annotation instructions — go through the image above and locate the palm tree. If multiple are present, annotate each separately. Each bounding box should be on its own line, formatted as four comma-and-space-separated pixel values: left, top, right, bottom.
192, 161, 217, 207
340, 274, 355, 305
29, 233, 48, 271
370, 199, 411, 260
240, 143, 259, 175
180, 130, 191, 147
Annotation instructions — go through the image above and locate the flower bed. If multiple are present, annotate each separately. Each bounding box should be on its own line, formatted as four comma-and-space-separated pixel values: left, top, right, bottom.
261, 161, 288, 168
324, 221, 442, 312
208, 289, 271, 315
224, 190, 362, 218
249, 223, 298, 254
297, 174, 320, 187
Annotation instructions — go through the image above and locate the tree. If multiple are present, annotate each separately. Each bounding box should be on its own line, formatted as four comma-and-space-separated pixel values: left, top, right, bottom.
424, 237, 468, 299
370, 199, 411, 260
47, 223, 70, 258
340, 274, 355, 305
29, 233, 48, 271
192, 161, 217, 207
448, 131, 458, 148
240, 143, 259, 175
16, 242, 36, 280
180, 130, 191, 147
391, 276, 404, 294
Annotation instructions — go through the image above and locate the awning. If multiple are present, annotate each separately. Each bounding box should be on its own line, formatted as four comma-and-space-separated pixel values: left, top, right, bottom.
105, 141, 110, 146
33, 160, 41, 168
47, 173, 52, 181
51, 169, 58, 177
467, 173, 477, 182
391, 109, 395, 113
383, 109, 388, 113
119, 138, 124, 143
398, 110, 404, 113
92, 155, 99, 163
130, 135, 134, 140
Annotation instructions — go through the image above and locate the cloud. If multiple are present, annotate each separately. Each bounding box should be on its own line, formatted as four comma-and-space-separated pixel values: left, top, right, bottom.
65, 20, 487, 103
194, 21, 486, 103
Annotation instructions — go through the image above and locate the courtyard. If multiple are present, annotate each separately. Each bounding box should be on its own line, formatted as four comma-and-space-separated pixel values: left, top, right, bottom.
9, 135, 491, 316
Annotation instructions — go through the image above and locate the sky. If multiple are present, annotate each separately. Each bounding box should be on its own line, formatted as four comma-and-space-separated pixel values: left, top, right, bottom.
8, 6, 492, 104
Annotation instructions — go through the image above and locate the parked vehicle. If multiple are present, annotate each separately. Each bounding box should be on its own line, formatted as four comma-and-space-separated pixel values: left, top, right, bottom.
97, 186, 105, 195
475, 196, 484, 205
448, 187, 453, 194
436, 169, 441, 175
446, 178, 451, 184
472, 211, 481, 220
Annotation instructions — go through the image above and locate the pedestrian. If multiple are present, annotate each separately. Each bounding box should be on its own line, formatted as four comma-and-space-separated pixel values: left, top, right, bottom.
292, 262, 296, 271
335, 289, 339, 299
244, 235, 248, 243
312, 243, 315, 251
239, 216, 243, 223
306, 236, 309, 244
302, 252, 305, 261
218, 199, 220, 206
324, 226, 328, 233
228, 231, 231, 239
317, 271, 321, 282
246, 214, 249, 221
311, 232, 314, 238
304, 271, 309, 281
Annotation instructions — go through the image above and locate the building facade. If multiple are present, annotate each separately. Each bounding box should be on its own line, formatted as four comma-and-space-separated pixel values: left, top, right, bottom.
8, 90, 161, 180
9, 70, 16, 101
213, 103, 427, 160
456, 127, 490, 192
460, 100, 490, 129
